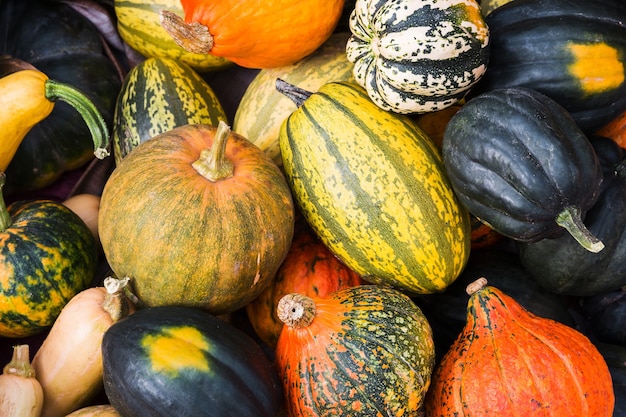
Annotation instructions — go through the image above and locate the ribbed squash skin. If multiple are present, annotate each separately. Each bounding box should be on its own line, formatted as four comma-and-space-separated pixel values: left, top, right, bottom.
112, 57, 227, 164
102, 306, 283, 417
442, 87, 603, 244
0, 201, 97, 337
99, 124, 294, 314
476, 0, 626, 132
233, 32, 355, 166
279, 81, 470, 294
346, 0, 489, 114
276, 285, 435, 416
425, 280, 615, 416
114, 0, 231, 71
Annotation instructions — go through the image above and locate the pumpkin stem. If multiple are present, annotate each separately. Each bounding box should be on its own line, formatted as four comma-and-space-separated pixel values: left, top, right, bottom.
192, 121, 234, 181
277, 293, 316, 329
276, 78, 313, 107
44, 79, 110, 160
3, 345, 36, 378
102, 276, 132, 322
0, 173, 11, 232
555, 206, 604, 253
466, 277, 488, 296
160, 10, 214, 54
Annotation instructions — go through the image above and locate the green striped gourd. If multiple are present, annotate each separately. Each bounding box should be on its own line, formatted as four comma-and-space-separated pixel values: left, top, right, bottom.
278, 80, 471, 294
233, 32, 355, 166
112, 56, 228, 164
114, 0, 231, 72
346, 0, 490, 114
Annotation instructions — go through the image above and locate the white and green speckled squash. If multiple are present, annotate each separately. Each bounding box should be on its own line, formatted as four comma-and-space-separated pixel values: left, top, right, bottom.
346, 0, 490, 114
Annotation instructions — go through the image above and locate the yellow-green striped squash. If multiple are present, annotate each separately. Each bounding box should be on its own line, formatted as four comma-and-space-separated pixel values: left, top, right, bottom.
279, 81, 470, 294
114, 0, 231, 72
112, 57, 228, 164
233, 32, 355, 166
346, 0, 490, 114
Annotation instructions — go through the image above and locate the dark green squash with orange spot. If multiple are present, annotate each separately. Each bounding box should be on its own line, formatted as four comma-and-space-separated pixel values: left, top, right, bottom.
101, 305, 283, 417
275, 285, 435, 416
0, 173, 98, 338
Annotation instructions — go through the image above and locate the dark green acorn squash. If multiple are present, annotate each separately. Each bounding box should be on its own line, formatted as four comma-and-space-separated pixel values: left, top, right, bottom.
442, 87, 604, 252
0, 0, 121, 195
581, 288, 626, 347
475, 0, 626, 132
102, 305, 283, 417
0, 173, 98, 338
518, 158, 626, 296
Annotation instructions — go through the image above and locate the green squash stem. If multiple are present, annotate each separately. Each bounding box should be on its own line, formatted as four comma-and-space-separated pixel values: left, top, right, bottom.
192, 120, 234, 181
3, 345, 35, 378
275, 78, 313, 108
0, 173, 11, 232
556, 206, 604, 253
44, 79, 110, 160
277, 293, 317, 329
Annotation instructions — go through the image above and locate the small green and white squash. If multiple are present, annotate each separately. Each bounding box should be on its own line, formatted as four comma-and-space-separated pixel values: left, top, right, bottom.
346, 0, 490, 114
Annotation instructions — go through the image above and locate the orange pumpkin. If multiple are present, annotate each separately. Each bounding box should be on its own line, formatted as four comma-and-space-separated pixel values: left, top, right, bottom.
160, 0, 346, 68
246, 219, 365, 348
595, 108, 626, 148
425, 277, 615, 416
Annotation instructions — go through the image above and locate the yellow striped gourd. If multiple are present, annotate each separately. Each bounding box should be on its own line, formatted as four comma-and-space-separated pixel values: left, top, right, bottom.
278, 80, 470, 294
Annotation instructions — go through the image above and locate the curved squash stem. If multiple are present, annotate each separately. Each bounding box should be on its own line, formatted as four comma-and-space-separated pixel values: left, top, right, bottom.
3, 345, 35, 378
102, 276, 131, 323
192, 121, 234, 181
44, 79, 110, 159
556, 206, 604, 253
276, 78, 313, 108
160, 10, 214, 54
0, 173, 11, 232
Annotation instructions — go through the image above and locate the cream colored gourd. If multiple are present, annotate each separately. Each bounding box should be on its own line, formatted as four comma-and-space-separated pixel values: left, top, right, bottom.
0, 344, 44, 417
33, 277, 134, 417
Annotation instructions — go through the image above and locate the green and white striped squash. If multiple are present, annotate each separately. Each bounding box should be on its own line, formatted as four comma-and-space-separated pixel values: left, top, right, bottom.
233, 32, 355, 166
346, 0, 490, 114
114, 0, 231, 72
112, 56, 228, 164
278, 81, 471, 294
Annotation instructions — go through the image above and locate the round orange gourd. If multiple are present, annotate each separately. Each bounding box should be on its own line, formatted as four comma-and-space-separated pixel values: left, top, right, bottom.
425, 278, 615, 416
245, 220, 365, 348
160, 0, 346, 68
98, 122, 295, 314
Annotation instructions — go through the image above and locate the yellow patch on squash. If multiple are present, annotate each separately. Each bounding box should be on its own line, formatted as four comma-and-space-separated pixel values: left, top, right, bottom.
142, 326, 210, 376
568, 42, 624, 95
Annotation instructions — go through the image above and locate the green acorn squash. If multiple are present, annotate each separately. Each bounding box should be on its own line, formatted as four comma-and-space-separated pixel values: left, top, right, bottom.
475, 0, 626, 132
102, 305, 283, 417
0, 173, 98, 338
0, 0, 120, 195
581, 288, 626, 347
112, 56, 228, 164
278, 80, 470, 295
346, 0, 490, 114
442, 87, 604, 252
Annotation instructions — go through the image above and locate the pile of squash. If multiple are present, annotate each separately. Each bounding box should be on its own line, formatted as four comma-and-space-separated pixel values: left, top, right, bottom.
1, 0, 626, 416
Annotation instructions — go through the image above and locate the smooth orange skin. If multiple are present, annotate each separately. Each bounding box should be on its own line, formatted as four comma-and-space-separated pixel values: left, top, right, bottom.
182, 0, 346, 68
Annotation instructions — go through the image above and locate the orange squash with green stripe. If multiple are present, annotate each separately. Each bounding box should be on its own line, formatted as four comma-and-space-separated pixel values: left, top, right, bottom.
278, 80, 470, 295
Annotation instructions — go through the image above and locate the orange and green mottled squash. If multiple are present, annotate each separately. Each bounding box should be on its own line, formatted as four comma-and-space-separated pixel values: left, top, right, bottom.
245, 219, 365, 348
0, 173, 98, 338
99, 122, 295, 314
233, 32, 355, 166
275, 285, 435, 416
425, 278, 615, 416
278, 80, 470, 295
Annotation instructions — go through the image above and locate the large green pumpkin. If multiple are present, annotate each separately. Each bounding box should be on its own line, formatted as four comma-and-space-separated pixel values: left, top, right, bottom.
0, 0, 120, 195
278, 80, 470, 295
